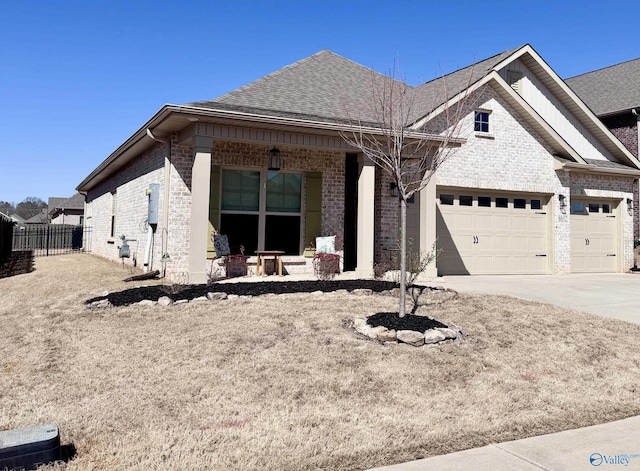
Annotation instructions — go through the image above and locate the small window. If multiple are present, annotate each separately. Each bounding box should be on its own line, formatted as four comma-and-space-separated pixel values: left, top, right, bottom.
440, 194, 454, 205
602, 204, 611, 213
407, 194, 415, 204
474, 111, 490, 133
110, 190, 117, 237
588, 203, 600, 213
459, 195, 473, 206
478, 196, 491, 207
531, 199, 542, 210
571, 202, 586, 214
496, 197, 508, 208
514, 198, 526, 209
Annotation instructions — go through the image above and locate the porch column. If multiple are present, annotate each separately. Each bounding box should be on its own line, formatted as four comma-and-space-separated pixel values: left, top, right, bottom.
355, 156, 375, 277
420, 177, 437, 278
188, 135, 214, 284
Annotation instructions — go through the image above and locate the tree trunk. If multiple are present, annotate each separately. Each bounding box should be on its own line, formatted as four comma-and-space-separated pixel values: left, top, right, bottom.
399, 198, 407, 317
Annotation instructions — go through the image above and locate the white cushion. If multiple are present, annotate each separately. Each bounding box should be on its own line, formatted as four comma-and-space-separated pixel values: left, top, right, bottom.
315, 236, 336, 254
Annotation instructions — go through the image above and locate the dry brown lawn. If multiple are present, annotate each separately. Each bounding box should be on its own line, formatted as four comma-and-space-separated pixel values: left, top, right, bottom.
2, 254, 640, 470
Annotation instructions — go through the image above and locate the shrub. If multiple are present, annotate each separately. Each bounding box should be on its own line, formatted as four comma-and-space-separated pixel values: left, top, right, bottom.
313, 253, 340, 280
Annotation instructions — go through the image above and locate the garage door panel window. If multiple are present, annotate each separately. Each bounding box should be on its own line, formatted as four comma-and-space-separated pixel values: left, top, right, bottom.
440, 194, 454, 205
496, 197, 508, 208
460, 195, 473, 206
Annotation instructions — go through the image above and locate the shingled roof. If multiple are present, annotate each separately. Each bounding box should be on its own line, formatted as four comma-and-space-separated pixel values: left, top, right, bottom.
191, 50, 405, 126
565, 58, 640, 116
410, 45, 525, 122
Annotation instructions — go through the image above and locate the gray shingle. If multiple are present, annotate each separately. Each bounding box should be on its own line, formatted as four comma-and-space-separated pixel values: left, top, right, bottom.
191, 50, 406, 125
408, 46, 525, 123
566, 58, 640, 116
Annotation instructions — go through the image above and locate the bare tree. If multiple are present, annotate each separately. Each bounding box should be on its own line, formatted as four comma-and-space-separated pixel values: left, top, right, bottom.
340, 66, 476, 317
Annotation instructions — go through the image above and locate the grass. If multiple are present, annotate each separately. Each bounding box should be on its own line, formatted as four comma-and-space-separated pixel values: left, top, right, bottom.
2, 254, 640, 470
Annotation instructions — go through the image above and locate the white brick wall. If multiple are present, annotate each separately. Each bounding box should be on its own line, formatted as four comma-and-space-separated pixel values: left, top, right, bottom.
85, 143, 165, 269
436, 87, 634, 273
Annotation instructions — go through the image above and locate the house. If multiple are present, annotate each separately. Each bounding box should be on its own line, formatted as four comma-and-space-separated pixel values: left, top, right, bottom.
48, 193, 85, 225
77, 44, 640, 282
565, 59, 640, 239
24, 209, 48, 224
7, 213, 25, 226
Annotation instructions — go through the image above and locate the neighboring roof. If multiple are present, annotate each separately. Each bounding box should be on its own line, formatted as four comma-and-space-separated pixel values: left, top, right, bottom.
24, 209, 48, 224
49, 193, 85, 217
47, 197, 66, 215
565, 58, 640, 117
8, 213, 25, 224
192, 50, 404, 126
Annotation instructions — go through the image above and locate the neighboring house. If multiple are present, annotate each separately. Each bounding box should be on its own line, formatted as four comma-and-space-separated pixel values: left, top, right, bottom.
565, 59, 640, 238
8, 213, 25, 226
77, 44, 640, 282
48, 193, 85, 225
24, 209, 48, 224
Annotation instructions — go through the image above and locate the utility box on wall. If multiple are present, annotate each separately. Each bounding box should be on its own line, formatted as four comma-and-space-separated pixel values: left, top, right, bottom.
147, 183, 159, 225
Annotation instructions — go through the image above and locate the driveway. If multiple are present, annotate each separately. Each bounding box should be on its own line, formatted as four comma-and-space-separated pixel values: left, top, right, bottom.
441, 273, 640, 324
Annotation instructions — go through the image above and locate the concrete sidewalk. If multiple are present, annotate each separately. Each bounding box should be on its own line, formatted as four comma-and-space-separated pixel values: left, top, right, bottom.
368, 415, 640, 470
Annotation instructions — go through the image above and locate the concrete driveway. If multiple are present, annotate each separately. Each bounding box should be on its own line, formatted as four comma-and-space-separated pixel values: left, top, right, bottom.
441, 273, 640, 324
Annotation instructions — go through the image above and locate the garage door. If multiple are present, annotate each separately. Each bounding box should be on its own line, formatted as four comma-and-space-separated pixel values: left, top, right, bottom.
436, 191, 550, 275
570, 200, 618, 273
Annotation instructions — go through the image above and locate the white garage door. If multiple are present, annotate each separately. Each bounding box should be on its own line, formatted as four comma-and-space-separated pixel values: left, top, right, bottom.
571, 200, 618, 273
436, 191, 550, 275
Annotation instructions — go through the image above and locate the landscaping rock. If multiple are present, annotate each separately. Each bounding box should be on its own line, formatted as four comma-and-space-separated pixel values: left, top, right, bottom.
227, 294, 239, 300
397, 330, 425, 346
423, 329, 446, 344
89, 299, 111, 309
174, 299, 188, 305
311, 290, 324, 295
207, 292, 228, 301
138, 299, 155, 306
351, 288, 373, 296
435, 327, 459, 340
367, 326, 388, 339
191, 296, 208, 303
158, 296, 173, 306
377, 329, 397, 342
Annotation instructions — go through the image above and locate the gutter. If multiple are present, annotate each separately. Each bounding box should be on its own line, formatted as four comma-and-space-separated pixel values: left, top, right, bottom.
559, 161, 640, 177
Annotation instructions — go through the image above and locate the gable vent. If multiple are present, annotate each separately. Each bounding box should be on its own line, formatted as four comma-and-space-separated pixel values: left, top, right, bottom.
506, 70, 523, 94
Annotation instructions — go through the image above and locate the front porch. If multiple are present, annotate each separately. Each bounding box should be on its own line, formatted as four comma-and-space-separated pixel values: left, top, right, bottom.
164, 123, 438, 284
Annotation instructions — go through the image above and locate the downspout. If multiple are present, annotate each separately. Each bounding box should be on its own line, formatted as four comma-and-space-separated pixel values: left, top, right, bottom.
146, 128, 171, 276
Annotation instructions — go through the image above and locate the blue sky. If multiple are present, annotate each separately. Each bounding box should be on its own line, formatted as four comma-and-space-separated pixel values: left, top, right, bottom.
0, 0, 638, 205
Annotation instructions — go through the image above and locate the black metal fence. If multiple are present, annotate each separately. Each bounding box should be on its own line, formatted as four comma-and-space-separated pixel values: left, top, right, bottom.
0, 213, 12, 261
12, 224, 89, 257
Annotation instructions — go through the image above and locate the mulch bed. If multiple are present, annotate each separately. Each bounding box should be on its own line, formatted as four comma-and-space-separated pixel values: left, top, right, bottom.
87, 280, 411, 307
367, 312, 447, 331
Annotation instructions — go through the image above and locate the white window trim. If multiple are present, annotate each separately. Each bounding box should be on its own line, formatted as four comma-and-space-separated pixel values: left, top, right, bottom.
474, 109, 494, 139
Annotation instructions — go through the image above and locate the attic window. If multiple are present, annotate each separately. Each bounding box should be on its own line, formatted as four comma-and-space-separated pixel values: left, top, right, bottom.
506, 70, 523, 93
474, 111, 490, 133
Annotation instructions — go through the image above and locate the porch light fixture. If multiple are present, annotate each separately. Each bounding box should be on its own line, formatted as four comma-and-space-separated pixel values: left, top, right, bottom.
628, 198, 633, 216
389, 182, 398, 198
268, 147, 281, 171
559, 194, 567, 214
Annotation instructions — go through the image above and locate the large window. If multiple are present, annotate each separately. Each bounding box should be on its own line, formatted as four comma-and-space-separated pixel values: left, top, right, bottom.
219, 169, 302, 255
